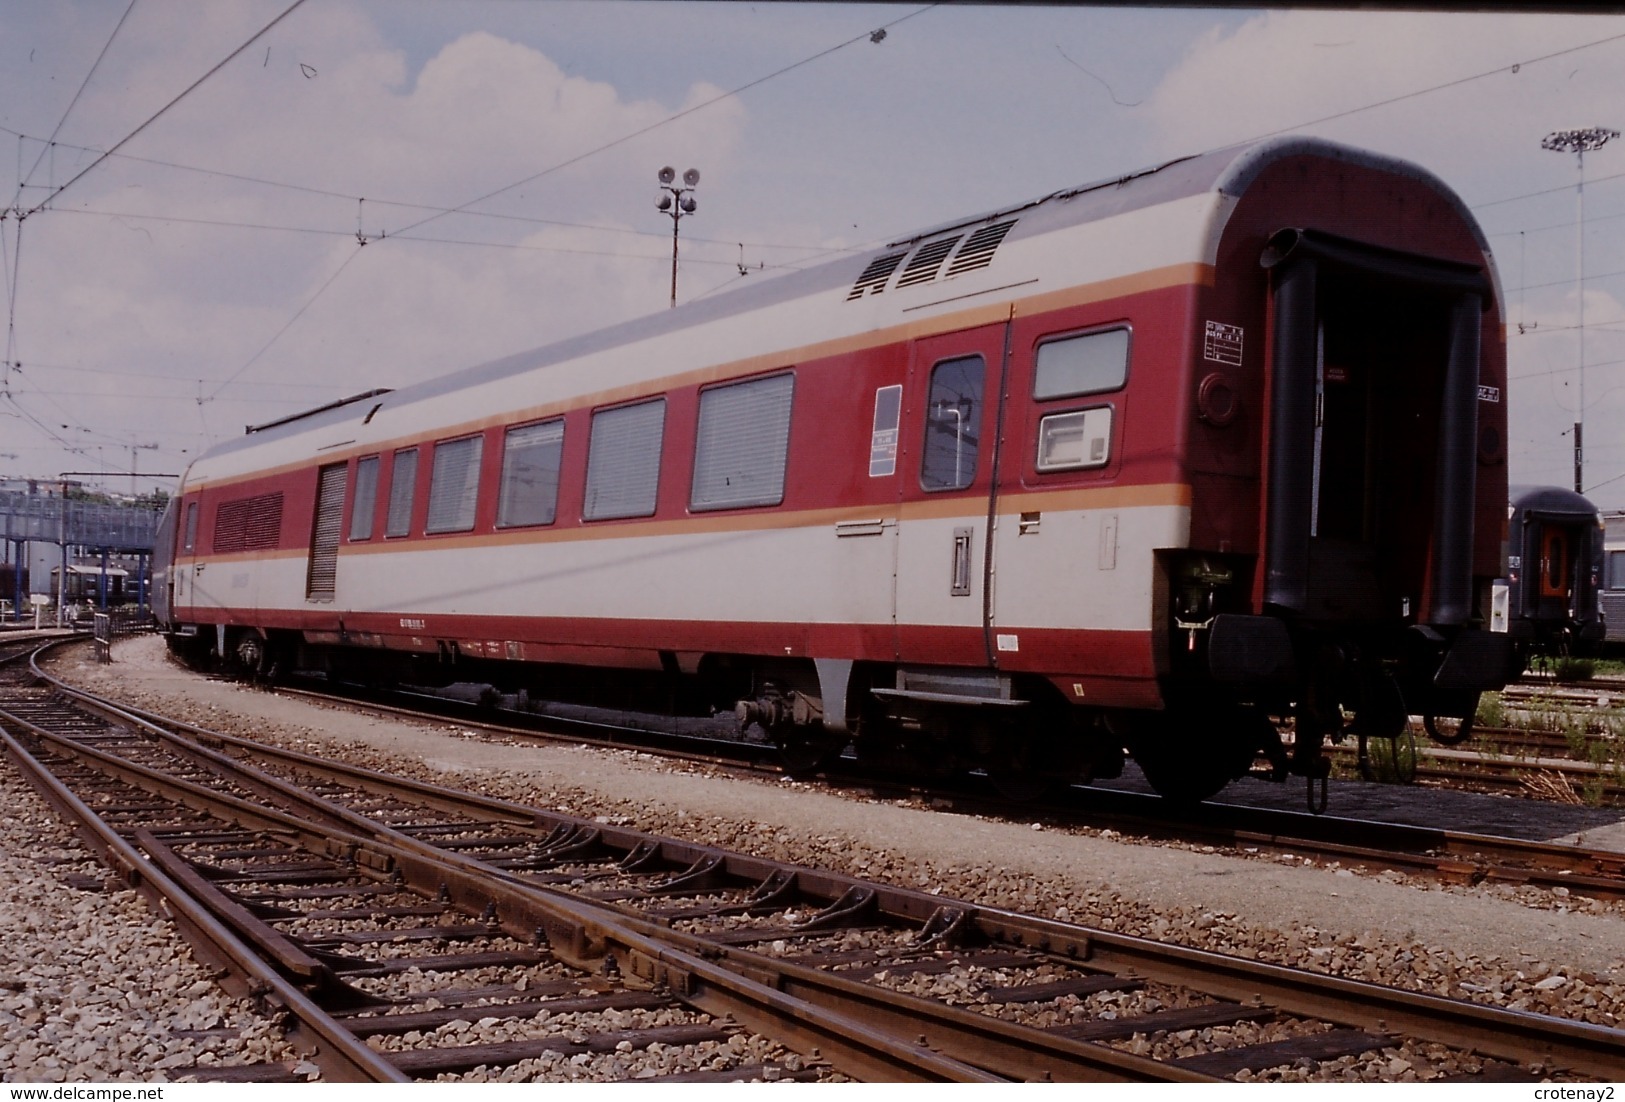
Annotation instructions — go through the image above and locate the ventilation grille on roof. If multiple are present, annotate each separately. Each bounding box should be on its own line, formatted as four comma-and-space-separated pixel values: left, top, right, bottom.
946, 220, 1016, 277
895, 236, 962, 288
846, 219, 1019, 301
847, 252, 907, 300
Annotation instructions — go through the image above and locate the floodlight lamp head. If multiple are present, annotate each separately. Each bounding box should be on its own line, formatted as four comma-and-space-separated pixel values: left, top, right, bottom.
682, 168, 700, 187
679, 196, 697, 214
656, 193, 673, 211
658, 166, 677, 185
1542, 127, 1621, 155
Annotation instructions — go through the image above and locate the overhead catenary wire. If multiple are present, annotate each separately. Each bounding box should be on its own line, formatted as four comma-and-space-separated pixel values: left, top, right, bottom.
202, 6, 937, 403
8, 10, 1625, 484
10, 0, 140, 210
41, 204, 821, 271
23, 0, 310, 216
0, 124, 866, 259
384, 5, 940, 242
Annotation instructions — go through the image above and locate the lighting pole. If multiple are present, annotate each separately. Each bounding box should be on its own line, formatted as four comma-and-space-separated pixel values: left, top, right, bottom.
127, 441, 158, 498
655, 166, 699, 308
1542, 126, 1619, 493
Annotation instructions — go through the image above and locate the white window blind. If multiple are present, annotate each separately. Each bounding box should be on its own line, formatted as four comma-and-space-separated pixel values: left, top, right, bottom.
349, 456, 379, 541
691, 374, 794, 510
497, 420, 564, 528
426, 435, 484, 533
584, 399, 665, 521
385, 448, 418, 537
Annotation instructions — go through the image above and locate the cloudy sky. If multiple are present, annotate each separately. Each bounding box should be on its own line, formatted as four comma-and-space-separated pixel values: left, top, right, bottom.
2, 2, 1624, 509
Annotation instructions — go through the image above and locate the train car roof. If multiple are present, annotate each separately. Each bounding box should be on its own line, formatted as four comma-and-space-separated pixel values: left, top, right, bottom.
192, 135, 1488, 471
1509, 485, 1600, 519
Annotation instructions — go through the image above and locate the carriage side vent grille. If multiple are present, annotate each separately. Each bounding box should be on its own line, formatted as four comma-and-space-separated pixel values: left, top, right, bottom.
847, 252, 907, 300
306, 464, 347, 601
945, 220, 1016, 277
894, 236, 962, 289
213, 493, 284, 554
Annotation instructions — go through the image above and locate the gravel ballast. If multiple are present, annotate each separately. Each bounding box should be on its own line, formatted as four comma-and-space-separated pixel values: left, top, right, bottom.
3, 634, 1624, 1081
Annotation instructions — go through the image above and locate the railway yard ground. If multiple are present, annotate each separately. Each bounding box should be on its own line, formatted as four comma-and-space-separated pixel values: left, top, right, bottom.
4, 634, 1625, 1083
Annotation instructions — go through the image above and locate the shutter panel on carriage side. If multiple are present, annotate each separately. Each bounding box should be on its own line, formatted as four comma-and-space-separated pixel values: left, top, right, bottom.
425, 435, 484, 533
213, 493, 284, 553
584, 399, 666, 520
306, 463, 346, 601
691, 374, 794, 511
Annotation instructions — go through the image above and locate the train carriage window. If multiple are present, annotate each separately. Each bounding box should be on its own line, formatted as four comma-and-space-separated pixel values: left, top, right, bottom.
349, 456, 380, 541
1609, 549, 1625, 590
182, 501, 198, 552
1539, 528, 1571, 599
691, 373, 794, 511
426, 435, 485, 534
1036, 407, 1114, 472
584, 398, 665, 521
497, 420, 565, 528
921, 356, 984, 492
384, 447, 418, 538
1034, 327, 1130, 400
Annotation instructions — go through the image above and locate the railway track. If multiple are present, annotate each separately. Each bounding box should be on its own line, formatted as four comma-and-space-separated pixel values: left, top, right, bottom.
1323, 741, 1625, 805
54, 640, 1625, 908
225, 670, 1625, 906
4, 642, 1625, 1082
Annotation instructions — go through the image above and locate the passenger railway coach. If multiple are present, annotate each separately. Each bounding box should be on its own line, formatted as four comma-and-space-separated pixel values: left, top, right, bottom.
1503, 485, 1605, 658
153, 136, 1518, 804
1605, 511, 1625, 647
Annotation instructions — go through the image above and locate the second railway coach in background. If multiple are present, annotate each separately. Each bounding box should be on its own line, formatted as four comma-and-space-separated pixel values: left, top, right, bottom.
152, 135, 1519, 807
1605, 511, 1625, 647
1504, 486, 1606, 658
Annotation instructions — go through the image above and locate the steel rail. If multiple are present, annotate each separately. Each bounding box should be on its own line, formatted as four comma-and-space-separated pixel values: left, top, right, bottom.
1, 695, 1173, 1082
1038, 787, 1625, 901
22, 667, 1625, 1082
271, 679, 784, 771
0, 723, 408, 1083
56, 663, 1625, 903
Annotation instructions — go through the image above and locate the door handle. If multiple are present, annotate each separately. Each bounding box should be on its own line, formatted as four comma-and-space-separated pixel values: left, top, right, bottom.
951, 526, 974, 596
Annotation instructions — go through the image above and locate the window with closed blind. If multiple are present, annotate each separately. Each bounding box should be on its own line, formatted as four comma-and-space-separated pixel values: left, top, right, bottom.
349, 456, 380, 541
497, 420, 564, 528
584, 398, 665, 521
385, 447, 418, 537
426, 435, 484, 534
691, 373, 794, 511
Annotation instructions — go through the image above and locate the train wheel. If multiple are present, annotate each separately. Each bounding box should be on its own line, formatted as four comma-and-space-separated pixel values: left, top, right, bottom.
985, 718, 1084, 802
1135, 755, 1232, 804
1127, 707, 1261, 804
987, 767, 1058, 803
775, 727, 846, 776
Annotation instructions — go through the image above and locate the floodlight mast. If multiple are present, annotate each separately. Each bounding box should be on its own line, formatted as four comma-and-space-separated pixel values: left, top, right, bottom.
1541, 127, 1619, 493
655, 166, 700, 308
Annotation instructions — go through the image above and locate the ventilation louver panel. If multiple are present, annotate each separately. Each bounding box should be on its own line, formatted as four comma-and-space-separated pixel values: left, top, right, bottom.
213, 493, 284, 553
847, 252, 907, 300
306, 464, 346, 601
894, 236, 962, 288
945, 220, 1016, 277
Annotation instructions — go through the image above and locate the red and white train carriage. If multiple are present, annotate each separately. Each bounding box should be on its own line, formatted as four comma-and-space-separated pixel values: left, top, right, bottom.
153, 136, 1518, 802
